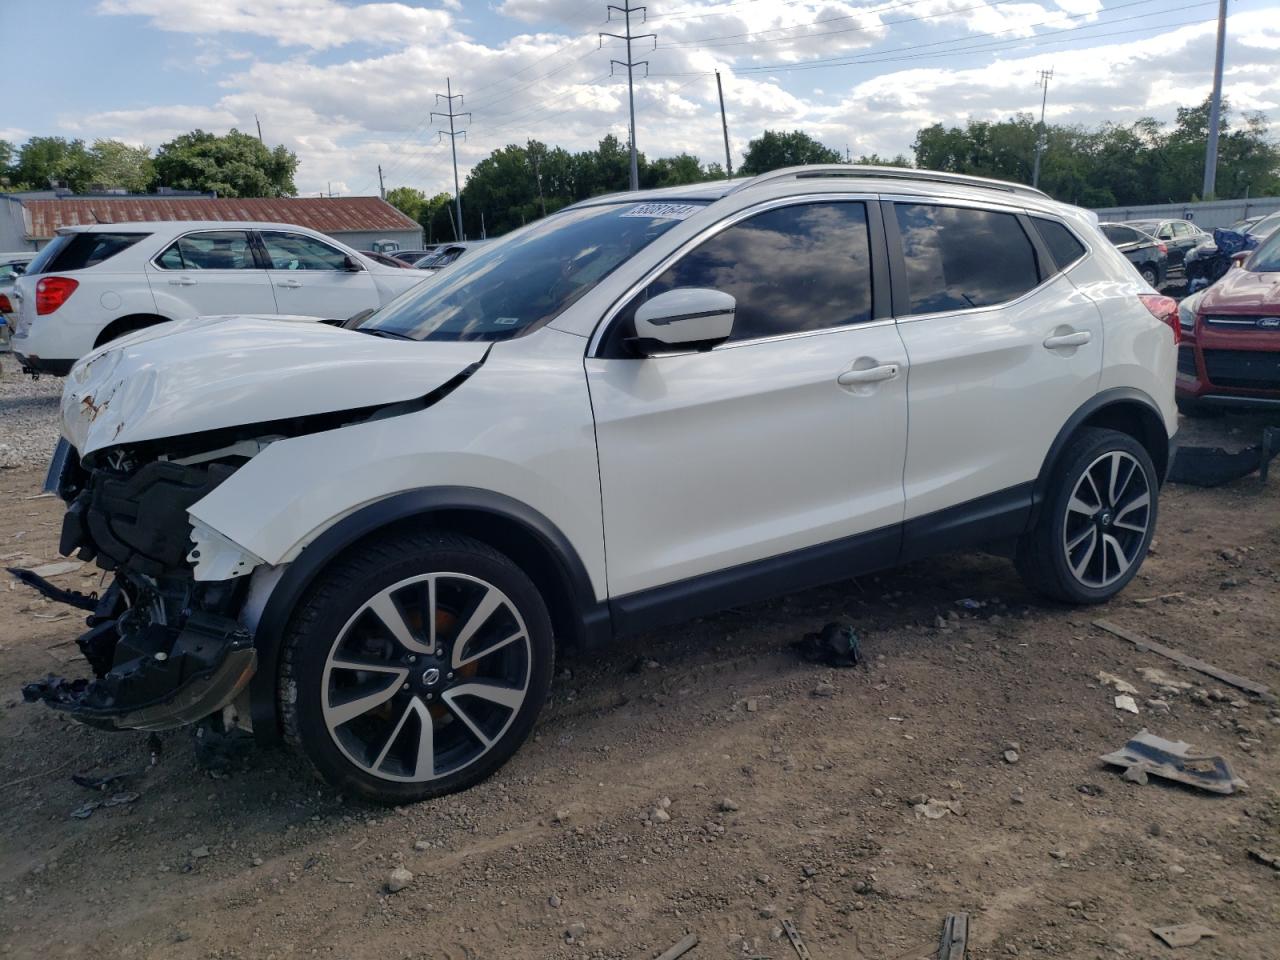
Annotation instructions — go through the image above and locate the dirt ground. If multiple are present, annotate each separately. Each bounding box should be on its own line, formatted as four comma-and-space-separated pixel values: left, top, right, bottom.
1, 415, 1278, 960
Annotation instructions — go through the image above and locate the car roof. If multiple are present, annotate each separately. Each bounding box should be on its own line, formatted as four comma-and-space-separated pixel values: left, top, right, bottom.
53, 220, 335, 234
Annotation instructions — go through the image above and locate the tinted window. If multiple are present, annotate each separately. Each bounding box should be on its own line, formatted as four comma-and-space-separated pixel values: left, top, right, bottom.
627, 201, 873, 343
1249, 230, 1280, 273
1102, 225, 1139, 245
156, 231, 256, 270
1034, 218, 1087, 269
363, 200, 706, 342
260, 231, 348, 270
26, 232, 147, 274
1250, 212, 1280, 239
894, 204, 1040, 314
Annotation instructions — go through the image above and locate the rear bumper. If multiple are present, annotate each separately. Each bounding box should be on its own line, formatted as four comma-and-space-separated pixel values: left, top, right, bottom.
12, 350, 74, 377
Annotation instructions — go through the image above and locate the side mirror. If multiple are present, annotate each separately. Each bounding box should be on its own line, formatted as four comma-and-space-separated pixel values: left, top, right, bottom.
343, 254, 365, 272
1231, 251, 1251, 268
629, 288, 735, 356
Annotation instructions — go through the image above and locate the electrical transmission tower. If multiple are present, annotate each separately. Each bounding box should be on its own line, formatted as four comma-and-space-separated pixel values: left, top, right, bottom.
1031, 67, 1054, 189
432, 77, 470, 241
601, 3, 655, 191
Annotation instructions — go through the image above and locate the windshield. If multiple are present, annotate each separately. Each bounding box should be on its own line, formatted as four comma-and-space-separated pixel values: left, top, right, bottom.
1249, 230, 1280, 273
361, 200, 708, 341
1250, 211, 1280, 239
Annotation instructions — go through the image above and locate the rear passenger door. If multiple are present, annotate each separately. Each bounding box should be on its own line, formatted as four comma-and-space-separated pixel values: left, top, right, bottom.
148, 230, 277, 319
885, 201, 1102, 551
258, 230, 378, 320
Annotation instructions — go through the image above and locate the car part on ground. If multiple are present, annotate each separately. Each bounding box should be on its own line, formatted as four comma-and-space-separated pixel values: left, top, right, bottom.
23, 165, 1178, 803
1100, 731, 1248, 794
1166, 426, 1280, 486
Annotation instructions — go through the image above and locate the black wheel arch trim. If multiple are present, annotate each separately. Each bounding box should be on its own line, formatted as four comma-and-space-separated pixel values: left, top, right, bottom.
247, 486, 608, 744
1030, 386, 1171, 529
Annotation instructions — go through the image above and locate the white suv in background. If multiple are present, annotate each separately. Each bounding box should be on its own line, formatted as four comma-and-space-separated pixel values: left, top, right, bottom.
10, 221, 428, 375
27, 166, 1179, 805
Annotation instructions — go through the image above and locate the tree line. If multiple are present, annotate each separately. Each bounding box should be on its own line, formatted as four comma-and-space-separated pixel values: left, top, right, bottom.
0, 129, 298, 198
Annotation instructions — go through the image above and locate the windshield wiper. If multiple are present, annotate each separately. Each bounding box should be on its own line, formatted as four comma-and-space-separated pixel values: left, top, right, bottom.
358, 328, 414, 341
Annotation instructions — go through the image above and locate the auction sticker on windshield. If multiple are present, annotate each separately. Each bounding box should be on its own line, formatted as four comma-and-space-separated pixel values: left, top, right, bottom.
620, 202, 701, 220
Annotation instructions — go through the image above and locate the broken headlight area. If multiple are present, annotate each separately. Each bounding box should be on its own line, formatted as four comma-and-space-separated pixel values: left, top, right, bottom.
21, 448, 258, 730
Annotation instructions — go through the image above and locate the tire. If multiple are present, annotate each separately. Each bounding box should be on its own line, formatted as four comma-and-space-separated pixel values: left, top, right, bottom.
1176, 396, 1223, 419
280, 530, 554, 804
1016, 427, 1158, 605
1140, 265, 1158, 287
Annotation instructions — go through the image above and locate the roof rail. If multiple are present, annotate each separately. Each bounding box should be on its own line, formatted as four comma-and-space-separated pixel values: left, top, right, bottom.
730, 165, 1050, 201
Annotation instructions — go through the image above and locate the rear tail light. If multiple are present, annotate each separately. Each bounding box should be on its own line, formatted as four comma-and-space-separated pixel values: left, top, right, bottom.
1139, 293, 1180, 344
1157, 242, 1168, 255
35, 276, 78, 315
0, 294, 11, 314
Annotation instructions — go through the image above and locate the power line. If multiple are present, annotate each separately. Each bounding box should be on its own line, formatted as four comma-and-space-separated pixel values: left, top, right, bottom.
432, 77, 470, 240
601, 2, 655, 191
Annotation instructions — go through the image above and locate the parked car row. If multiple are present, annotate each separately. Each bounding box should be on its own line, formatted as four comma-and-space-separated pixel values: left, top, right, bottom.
24, 165, 1180, 805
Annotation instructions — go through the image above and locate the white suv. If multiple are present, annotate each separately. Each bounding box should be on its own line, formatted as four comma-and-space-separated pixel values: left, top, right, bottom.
25, 167, 1179, 804
10, 221, 427, 376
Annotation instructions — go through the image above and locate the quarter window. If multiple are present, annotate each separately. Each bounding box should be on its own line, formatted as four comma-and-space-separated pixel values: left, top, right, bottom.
624, 201, 874, 344
260, 231, 349, 271
1033, 218, 1087, 271
156, 231, 256, 270
893, 203, 1041, 315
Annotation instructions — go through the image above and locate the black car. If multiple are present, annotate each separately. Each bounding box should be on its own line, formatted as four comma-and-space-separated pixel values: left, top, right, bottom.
1122, 218, 1208, 278
1100, 222, 1168, 288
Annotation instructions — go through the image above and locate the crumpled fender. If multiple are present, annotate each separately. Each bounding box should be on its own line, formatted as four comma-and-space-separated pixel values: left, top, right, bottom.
60, 316, 489, 456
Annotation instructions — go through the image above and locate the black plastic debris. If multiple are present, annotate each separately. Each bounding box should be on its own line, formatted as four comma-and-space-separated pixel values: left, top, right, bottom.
1168, 427, 1280, 487
1100, 731, 1248, 795
7, 566, 97, 611
792, 622, 862, 668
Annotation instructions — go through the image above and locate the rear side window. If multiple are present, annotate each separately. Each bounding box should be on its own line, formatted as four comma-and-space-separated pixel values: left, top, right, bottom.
893, 204, 1040, 315
628, 201, 874, 343
156, 231, 257, 270
1033, 218, 1087, 270
26, 232, 147, 274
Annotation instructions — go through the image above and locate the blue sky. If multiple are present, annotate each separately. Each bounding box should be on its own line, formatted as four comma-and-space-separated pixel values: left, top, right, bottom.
5, 0, 1279, 197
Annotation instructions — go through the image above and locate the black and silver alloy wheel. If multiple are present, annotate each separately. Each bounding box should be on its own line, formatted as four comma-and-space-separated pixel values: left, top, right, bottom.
1061, 450, 1151, 589
322, 573, 532, 784
282, 532, 554, 804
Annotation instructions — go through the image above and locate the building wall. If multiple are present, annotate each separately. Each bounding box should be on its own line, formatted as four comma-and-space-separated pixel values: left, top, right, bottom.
331, 229, 423, 252
0, 198, 35, 252
1092, 196, 1280, 231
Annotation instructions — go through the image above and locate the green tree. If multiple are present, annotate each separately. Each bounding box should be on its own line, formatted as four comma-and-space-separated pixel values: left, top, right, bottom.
385, 185, 428, 222
88, 139, 154, 192
419, 191, 458, 244
12, 136, 96, 192
739, 130, 842, 176
152, 129, 298, 198
853, 153, 912, 168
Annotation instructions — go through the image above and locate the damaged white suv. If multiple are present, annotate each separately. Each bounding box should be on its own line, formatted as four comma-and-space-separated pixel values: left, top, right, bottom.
24, 167, 1179, 804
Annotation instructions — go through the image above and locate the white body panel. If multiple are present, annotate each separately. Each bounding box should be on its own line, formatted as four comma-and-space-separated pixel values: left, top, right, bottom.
144, 262, 278, 319
586, 323, 908, 595
266, 267, 378, 321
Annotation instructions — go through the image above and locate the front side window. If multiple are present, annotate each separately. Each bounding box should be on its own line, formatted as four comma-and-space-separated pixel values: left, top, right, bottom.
362, 200, 708, 342
621, 201, 874, 344
260, 231, 349, 271
25, 232, 148, 274
894, 203, 1040, 315
156, 231, 256, 270
1248, 230, 1280, 273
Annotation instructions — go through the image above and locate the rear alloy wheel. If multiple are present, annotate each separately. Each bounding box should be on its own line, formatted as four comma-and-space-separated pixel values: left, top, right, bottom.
281, 532, 553, 804
1140, 265, 1158, 287
1016, 428, 1158, 604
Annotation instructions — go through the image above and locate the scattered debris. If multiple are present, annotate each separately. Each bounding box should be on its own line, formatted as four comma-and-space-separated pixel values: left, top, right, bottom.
939, 912, 970, 959
812, 681, 836, 697
7, 566, 98, 610
1150, 924, 1218, 948
1100, 731, 1248, 795
1093, 620, 1275, 703
386, 867, 413, 893
1115, 695, 1140, 714
26, 559, 85, 579
190, 845, 210, 859
1133, 592, 1184, 606
781, 919, 812, 960
792, 622, 861, 667
914, 798, 964, 820
1098, 671, 1139, 695
1167, 426, 1280, 487
103, 791, 139, 807
69, 801, 99, 820
653, 932, 699, 960
1137, 667, 1193, 691
72, 767, 146, 792
1003, 749, 1020, 764
719, 798, 740, 812
955, 598, 985, 611
1247, 848, 1280, 871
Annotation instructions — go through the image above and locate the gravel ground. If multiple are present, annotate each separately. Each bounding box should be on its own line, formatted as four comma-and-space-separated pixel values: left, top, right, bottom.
0, 355, 61, 469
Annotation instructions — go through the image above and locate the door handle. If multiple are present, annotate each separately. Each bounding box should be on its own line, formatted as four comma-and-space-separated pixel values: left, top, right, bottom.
168, 277, 196, 286
277, 279, 303, 289
1043, 331, 1091, 349
837, 363, 899, 386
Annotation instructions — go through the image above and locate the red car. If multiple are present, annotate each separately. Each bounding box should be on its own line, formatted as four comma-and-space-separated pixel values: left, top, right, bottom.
1177, 230, 1280, 415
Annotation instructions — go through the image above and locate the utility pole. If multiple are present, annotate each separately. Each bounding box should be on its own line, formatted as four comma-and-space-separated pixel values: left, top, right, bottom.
255, 114, 263, 144
1203, 0, 1228, 199
378, 164, 385, 200
601, 3, 655, 191
532, 152, 547, 218
432, 77, 470, 240
715, 71, 733, 179
1031, 67, 1053, 189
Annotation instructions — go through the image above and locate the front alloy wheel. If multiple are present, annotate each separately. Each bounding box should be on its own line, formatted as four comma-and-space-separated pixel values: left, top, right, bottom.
282, 532, 553, 803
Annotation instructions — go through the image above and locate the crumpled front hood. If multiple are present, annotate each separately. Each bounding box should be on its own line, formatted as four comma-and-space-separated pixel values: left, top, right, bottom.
62, 315, 488, 456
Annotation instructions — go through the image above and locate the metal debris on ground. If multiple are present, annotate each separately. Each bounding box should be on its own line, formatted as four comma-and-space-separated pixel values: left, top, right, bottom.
938, 912, 969, 959
7, 566, 98, 610
1092, 620, 1275, 703
781, 920, 812, 960
1114, 694, 1140, 714
1100, 731, 1248, 795
792, 622, 861, 668
1150, 923, 1218, 948
652, 932, 699, 960
1167, 426, 1280, 487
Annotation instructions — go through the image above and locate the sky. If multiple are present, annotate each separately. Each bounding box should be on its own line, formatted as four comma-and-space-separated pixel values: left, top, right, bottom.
3, 0, 1279, 198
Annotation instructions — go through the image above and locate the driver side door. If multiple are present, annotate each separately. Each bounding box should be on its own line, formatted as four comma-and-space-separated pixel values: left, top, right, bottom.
585, 198, 909, 627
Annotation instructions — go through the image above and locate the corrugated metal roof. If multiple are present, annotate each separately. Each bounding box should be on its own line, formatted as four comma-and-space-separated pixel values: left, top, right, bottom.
23, 196, 420, 239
